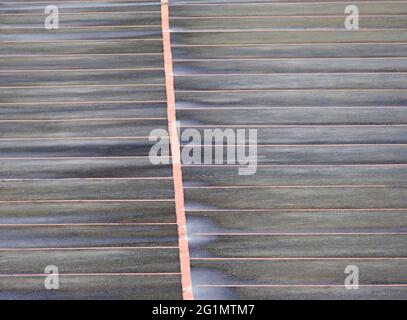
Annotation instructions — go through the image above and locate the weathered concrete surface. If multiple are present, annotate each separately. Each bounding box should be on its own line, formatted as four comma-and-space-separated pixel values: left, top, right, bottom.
0, 0, 182, 299
170, 0, 407, 299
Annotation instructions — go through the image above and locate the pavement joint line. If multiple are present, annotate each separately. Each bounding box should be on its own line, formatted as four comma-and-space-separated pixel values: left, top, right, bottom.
0, 100, 167, 106
183, 185, 392, 189
0, 273, 181, 277
0, 136, 168, 141
175, 72, 407, 76
186, 208, 407, 211
0, 68, 165, 73
0, 54, 163, 57
1, 83, 165, 89
0, 118, 167, 122
176, 88, 407, 92
190, 257, 407, 260
0, 223, 177, 227
0, 39, 163, 43
171, 14, 407, 19
0, 246, 180, 251
0, 177, 173, 181
180, 143, 407, 146
196, 284, 407, 287
192, 232, 407, 236
171, 1, 407, 5
173, 57, 407, 60
0, 11, 162, 16
182, 164, 407, 167
178, 124, 407, 127
0, 156, 171, 160
0, 199, 176, 203
172, 42, 407, 46
170, 28, 407, 32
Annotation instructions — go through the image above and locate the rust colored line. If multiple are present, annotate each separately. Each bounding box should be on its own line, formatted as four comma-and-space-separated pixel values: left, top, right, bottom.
172, 1, 407, 6
177, 106, 407, 110
0, 25, 162, 30
182, 164, 407, 167
197, 284, 407, 288
0, 11, 161, 17
3, 0, 160, 3
176, 72, 407, 76
0, 136, 166, 141
184, 143, 407, 147
161, 0, 193, 301
172, 42, 407, 47
191, 257, 407, 261
186, 208, 407, 212
1, 83, 164, 89
0, 68, 164, 73
174, 57, 407, 61
0, 273, 181, 278
193, 232, 407, 236
171, 14, 407, 19
0, 53, 162, 57
0, 39, 162, 43
0, 223, 176, 227
0, 199, 174, 203
176, 88, 407, 92
179, 124, 407, 127
184, 185, 388, 189
0, 100, 166, 106
172, 28, 407, 33
0, 246, 179, 252
0, 156, 170, 160
0, 177, 171, 181
0, 118, 166, 122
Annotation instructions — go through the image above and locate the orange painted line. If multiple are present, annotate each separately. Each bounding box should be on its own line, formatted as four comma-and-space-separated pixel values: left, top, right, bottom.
0, 118, 166, 122
171, 1, 407, 5
0, 273, 181, 278
0, 39, 162, 43
0, 136, 167, 141
0, 25, 162, 30
179, 124, 407, 127
0, 199, 175, 203
172, 28, 407, 33
182, 164, 407, 167
161, 0, 193, 301
1, 84, 164, 89
197, 284, 407, 288
184, 185, 388, 189
183, 143, 407, 147
0, 100, 166, 106
193, 232, 407, 236
176, 88, 407, 92
0, 223, 176, 227
186, 208, 407, 212
177, 106, 407, 110
0, 68, 164, 73
0, 177, 171, 181
0, 53, 162, 57
191, 257, 407, 261
174, 57, 407, 61
0, 156, 170, 160
172, 42, 407, 47
0, 11, 161, 16
0, 246, 178, 252
177, 72, 407, 76
171, 14, 407, 19
2, 0, 160, 3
